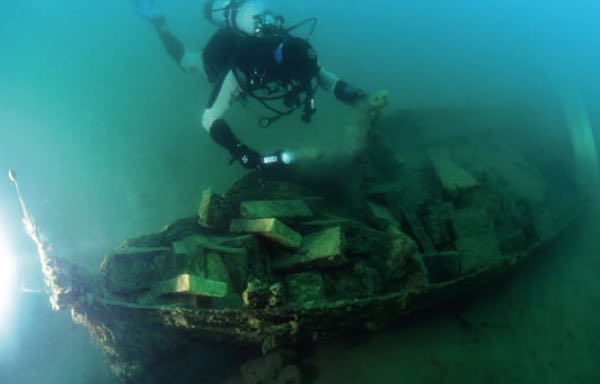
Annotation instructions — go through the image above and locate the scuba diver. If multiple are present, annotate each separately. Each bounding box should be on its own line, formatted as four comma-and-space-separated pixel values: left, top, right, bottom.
133, 0, 368, 170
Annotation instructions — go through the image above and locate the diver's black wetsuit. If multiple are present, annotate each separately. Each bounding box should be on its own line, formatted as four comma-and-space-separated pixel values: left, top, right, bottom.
155, 25, 366, 169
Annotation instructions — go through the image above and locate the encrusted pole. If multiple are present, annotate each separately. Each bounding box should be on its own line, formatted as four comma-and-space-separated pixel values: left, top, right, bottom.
8, 169, 78, 310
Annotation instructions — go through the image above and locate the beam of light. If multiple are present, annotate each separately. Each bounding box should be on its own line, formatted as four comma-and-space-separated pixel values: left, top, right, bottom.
0, 217, 17, 335
280, 151, 294, 164
8, 169, 63, 311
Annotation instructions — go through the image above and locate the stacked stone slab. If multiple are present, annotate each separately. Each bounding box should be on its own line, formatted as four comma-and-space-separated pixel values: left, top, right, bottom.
100, 176, 456, 311
273, 227, 346, 271
230, 218, 302, 249
101, 247, 174, 293
150, 273, 228, 298
285, 272, 325, 306
197, 188, 233, 231
453, 208, 501, 273
429, 150, 479, 196
240, 200, 313, 221
230, 199, 315, 248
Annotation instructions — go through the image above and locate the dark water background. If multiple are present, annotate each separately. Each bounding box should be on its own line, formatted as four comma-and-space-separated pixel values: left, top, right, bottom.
1, 1, 599, 383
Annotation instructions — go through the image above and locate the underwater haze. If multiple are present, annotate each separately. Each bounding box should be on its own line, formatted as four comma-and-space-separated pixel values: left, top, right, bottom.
1, 0, 599, 383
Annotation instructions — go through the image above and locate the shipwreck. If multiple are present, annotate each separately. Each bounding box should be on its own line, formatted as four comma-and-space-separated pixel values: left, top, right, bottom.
10, 95, 585, 383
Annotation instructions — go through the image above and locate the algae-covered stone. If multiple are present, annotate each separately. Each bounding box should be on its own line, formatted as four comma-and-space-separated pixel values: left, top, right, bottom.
273, 227, 345, 271
286, 272, 325, 305
230, 218, 302, 248
173, 233, 247, 259
151, 273, 227, 298
267, 283, 286, 307
429, 150, 479, 196
171, 234, 208, 277
172, 234, 250, 296
218, 235, 254, 292
242, 278, 271, 309
172, 234, 203, 259
427, 202, 455, 247
206, 252, 244, 308
385, 226, 418, 279
402, 209, 436, 254
240, 200, 313, 221
101, 247, 174, 293
403, 253, 430, 289
423, 251, 460, 282
367, 201, 401, 228
241, 281, 286, 308
332, 261, 382, 299
197, 188, 232, 230
224, 172, 317, 207
366, 181, 398, 205
453, 208, 501, 273
206, 252, 230, 283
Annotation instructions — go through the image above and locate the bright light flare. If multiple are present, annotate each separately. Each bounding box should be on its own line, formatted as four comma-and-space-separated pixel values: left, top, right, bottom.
280, 151, 294, 164
0, 221, 17, 333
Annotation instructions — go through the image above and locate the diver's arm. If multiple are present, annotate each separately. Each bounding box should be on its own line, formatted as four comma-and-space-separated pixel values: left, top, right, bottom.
317, 67, 339, 93
155, 23, 184, 64
318, 67, 367, 105
133, 0, 201, 73
202, 71, 240, 133
202, 71, 262, 169
153, 22, 203, 73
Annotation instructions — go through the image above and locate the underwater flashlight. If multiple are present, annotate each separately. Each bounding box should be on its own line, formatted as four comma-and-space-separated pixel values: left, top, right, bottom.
262, 155, 279, 165
262, 151, 294, 166
280, 151, 293, 164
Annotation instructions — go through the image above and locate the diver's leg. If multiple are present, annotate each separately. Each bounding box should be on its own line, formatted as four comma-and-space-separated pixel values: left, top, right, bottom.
131, 0, 185, 67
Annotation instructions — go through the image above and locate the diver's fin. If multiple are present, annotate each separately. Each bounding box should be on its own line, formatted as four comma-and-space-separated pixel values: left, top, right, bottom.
132, 0, 163, 23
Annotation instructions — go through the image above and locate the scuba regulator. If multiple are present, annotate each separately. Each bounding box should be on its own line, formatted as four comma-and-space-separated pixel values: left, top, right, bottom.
203, 0, 285, 36
204, 0, 318, 39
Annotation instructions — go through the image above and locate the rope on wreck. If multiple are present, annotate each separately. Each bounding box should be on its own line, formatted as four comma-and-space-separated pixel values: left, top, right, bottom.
8, 169, 71, 310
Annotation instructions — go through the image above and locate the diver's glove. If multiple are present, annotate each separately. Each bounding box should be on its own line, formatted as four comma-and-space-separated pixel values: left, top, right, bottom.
234, 144, 263, 170
210, 119, 263, 169
132, 0, 165, 27
334, 81, 368, 106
